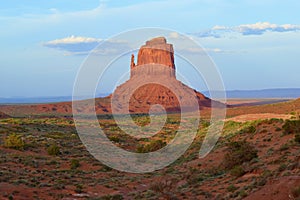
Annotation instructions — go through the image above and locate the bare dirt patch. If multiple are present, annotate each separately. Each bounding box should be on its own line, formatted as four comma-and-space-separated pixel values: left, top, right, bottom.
226, 113, 292, 122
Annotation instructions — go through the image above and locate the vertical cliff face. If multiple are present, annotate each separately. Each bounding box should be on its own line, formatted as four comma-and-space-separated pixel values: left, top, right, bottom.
130, 37, 175, 78
134, 37, 175, 69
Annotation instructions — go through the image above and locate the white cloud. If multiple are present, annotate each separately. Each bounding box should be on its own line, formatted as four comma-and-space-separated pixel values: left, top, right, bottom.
169, 32, 181, 39
193, 22, 300, 38
43, 36, 130, 56
45, 35, 101, 45
176, 46, 230, 54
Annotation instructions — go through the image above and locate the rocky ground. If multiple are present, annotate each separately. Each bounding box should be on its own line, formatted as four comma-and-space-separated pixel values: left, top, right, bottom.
0, 99, 299, 199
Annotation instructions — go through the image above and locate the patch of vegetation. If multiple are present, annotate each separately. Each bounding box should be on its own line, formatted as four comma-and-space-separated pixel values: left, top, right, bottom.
131, 114, 151, 127
47, 144, 60, 156
166, 117, 180, 125
241, 125, 256, 134
223, 140, 258, 170
278, 163, 287, 172
291, 185, 300, 199
230, 165, 245, 177
4, 133, 25, 150
222, 121, 242, 135
295, 133, 300, 144
227, 184, 238, 192
137, 140, 166, 153
282, 120, 300, 135
74, 184, 83, 193
264, 118, 284, 124
150, 178, 177, 200
108, 135, 121, 143
200, 121, 210, 128
70, 159, 80, 170
97, 194, 124, 200
238, 189, 248, 198
279, 143, 289, 151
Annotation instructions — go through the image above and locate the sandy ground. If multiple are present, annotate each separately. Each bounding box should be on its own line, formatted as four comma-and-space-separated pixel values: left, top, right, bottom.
226, 113, 293, 122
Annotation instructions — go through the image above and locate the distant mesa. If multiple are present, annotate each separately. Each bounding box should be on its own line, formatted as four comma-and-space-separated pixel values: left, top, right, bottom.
111, 37, 224, 113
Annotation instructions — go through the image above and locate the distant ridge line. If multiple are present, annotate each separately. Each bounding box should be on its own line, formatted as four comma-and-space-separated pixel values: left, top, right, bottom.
203, 88, 300, 99
0, 88, 299, 104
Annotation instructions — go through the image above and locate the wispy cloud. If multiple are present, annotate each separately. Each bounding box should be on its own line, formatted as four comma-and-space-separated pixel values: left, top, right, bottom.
193, 22, 300, 38
43, 35, 130, 55
167, 32, 231, 54
178, 47, 236, 54
45, 35, 101, 44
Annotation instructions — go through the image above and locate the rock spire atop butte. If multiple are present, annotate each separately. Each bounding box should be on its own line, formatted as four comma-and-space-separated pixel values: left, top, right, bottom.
131, 37, 175, 69
112, 36, 223, 113
130, 37, 176, 78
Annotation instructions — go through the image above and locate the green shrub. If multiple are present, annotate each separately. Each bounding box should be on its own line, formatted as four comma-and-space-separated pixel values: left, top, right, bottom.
230, 165, 245, 177
227, 184, 238, 192
47, 144, 60, 156
295, 134, 300, 144
243, 125, 256, 134
292, 185, 300, 198
75, 184, 83, 193
278, 164, 287, 172
282, 120, 300, 135
99, 194, 124, 200
223, 140, 258, 169
201, 121, 210, 128
239, 189, 248, 198
4, 133, 25, 150
166, 117, 180, 125
109, 135, 121, 143
279, 144, 289, 151
70, 159, 80, 169
137, 140, 166, 153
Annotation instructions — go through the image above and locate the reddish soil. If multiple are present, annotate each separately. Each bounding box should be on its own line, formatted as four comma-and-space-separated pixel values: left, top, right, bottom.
245, 176, 300, 200
0, 102, 299, 199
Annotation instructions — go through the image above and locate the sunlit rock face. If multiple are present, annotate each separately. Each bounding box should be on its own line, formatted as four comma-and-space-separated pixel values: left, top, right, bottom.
112, 37, 221, 114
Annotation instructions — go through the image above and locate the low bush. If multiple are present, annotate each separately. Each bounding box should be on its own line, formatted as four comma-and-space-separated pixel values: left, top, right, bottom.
109, 135, 121, 143
47, 144, 60, 156
291, 185, 300, 199
227, 184, 238, 192
230, 165, 245, 177
70, 159, 80, 169
243, 125, 256, 134
137, 140, 166, 153
4, 133, 25, 150
75, 184, 83, 193
99, 194, 124, 200
295, 134, 300, 144
223, 140, 258, 169
282, 120, 300, 135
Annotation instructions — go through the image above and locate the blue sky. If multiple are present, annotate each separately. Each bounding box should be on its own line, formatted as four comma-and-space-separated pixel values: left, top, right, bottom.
0, 0, 300, 97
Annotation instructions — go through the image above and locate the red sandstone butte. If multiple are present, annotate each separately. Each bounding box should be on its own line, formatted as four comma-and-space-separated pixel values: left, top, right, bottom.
112, 37, 224, 114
